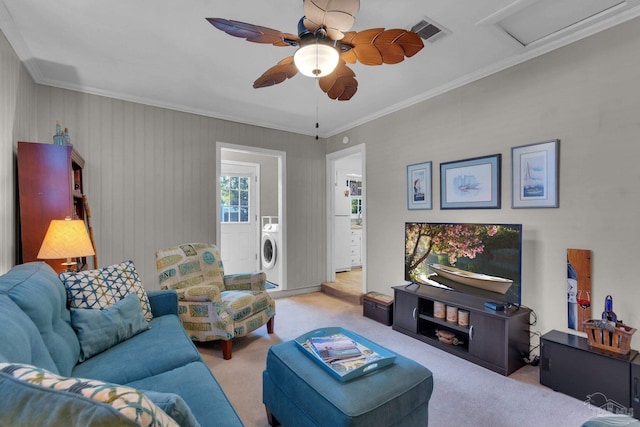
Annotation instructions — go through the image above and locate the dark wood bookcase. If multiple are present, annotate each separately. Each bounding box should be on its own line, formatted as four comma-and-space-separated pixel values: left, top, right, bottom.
17, 141, 87, 273
393, 283, 531, 375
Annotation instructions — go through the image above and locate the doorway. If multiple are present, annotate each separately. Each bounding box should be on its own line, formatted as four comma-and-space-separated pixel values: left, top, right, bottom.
216, 143, 286, 291
326, 144, 366, 297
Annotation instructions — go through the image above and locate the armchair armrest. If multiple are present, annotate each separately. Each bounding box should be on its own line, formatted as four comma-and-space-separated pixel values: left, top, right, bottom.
224, 271, 267, 291
147, 289, 178, 317
181, 285, 222, 302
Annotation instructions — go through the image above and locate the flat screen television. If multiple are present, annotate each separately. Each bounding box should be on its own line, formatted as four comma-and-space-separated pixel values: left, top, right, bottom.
405, 222, 523, 306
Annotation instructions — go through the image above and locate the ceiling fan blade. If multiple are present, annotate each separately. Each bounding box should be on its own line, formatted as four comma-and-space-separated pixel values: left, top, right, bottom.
343, 28, 385, 65
253, 57, 298, 88
391, 31, 424, 58
303, 0, 360, 40
318, 61, 358, 101
338, 31, 358, 63
206, 18, 299, 46
373, 29, 417, 64
340, 28, 424, 65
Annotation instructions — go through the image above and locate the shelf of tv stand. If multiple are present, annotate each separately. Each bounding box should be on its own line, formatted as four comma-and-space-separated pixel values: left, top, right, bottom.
393, 283, 531, 376
418, 313, 470, 333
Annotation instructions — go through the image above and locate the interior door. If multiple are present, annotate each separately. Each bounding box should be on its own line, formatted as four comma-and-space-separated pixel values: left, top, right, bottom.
220, 162, 259, 274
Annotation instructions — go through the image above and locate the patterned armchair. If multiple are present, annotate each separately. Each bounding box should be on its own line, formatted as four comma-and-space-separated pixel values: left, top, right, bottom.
155, 243, 275, 360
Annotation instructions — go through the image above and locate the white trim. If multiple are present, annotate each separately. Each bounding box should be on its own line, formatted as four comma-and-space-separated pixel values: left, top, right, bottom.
216, 142, 287, 290
326, 144, 366, 294
268, 286, 322, 299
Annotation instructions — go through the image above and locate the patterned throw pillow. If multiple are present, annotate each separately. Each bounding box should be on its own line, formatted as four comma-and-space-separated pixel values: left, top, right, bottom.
60, 260, 152, 321
0, 362, 178, 426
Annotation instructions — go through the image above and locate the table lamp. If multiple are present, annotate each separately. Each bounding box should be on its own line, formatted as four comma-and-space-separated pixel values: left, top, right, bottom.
37, 217, 95, 272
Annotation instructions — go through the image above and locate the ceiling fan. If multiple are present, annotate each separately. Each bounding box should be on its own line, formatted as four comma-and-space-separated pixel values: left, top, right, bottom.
206, 0, 424, 101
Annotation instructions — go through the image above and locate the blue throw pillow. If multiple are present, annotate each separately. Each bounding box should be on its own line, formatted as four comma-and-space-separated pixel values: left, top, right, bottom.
143, 390, 201, 427
71, 293, 150, 361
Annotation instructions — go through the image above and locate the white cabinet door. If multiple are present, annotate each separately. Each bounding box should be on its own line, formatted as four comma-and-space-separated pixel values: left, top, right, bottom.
350, 229, 362, 267
334, 216, 351, 272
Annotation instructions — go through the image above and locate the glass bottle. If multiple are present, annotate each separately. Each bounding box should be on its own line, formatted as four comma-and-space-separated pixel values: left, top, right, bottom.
567, 259, 578, 330
63, 128, 71, 146
53, 121, 64, 145
601, 295, 617, 323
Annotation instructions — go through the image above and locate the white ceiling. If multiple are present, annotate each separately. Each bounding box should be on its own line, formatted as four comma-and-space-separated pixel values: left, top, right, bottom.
2, 0, 639, 137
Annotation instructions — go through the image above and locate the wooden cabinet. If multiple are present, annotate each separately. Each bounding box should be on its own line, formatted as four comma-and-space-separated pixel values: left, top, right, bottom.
467, 311, 506, 367
540, 330, 638, 411
393, 288, 419, 333
632, 355, 640, 416
17, 141, 87, 273
393, 283, 531, 375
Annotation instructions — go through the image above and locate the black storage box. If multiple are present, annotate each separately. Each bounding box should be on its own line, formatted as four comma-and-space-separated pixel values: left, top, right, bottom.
363, 292, 394, 326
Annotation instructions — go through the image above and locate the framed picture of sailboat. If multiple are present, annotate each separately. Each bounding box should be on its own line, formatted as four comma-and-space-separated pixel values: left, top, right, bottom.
511, 140, 559, 208
440, 154, 501, 209
407, 161, 432, 210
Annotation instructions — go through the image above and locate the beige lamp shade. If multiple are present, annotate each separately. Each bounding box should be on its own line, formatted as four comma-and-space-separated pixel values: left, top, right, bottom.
37, 219, 95, 270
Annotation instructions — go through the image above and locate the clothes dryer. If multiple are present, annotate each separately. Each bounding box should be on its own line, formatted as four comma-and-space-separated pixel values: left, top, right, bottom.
261, 216, 282, 287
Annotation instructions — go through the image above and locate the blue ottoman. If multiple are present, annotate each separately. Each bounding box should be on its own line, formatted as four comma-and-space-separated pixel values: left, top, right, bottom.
262, 337, 433, 426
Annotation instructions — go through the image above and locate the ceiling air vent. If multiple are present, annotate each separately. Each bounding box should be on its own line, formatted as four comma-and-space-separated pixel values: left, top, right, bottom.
411, 18, 447, 42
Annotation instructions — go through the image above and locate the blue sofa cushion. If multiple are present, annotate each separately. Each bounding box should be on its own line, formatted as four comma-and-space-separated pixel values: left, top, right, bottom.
142, 390, 201, 427
0, 262, 80, 376
71, 294, 150, 362
128, 361, 243, 427
0, 295, 57, 370
72, 314, 202, 385
0, 362, 178, 426
60, 260, 153, 321
147, 290, 179, 317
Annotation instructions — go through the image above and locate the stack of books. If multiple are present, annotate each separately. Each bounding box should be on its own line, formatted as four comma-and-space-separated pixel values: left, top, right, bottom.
306, 334, 364, 363
295, 328, 398, 381
302, 333, 383, 376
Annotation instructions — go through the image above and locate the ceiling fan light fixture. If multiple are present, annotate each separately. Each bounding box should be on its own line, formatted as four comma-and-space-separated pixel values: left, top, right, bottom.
294, 42, 339, 78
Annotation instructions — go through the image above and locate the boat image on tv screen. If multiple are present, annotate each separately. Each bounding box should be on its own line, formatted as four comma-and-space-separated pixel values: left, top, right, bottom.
405, 222, 522, 305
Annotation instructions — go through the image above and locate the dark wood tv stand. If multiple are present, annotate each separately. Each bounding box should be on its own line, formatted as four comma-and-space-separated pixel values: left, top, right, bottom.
393, 283, 531, 376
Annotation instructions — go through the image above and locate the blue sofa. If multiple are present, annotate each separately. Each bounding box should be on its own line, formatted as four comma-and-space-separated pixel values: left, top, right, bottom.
0, 262, 243, 426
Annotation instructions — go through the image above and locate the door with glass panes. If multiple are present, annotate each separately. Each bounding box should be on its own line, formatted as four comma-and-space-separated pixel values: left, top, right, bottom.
220, 162, 259, 274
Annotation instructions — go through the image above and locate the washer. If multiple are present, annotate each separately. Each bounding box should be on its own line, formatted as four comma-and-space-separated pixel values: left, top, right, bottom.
261, 216, 282, 287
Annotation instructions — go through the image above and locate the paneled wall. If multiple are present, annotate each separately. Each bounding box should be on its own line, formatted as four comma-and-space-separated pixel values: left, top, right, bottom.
0, 31, 37, 273
327, 17, 640, 337
33, 87, 326, 290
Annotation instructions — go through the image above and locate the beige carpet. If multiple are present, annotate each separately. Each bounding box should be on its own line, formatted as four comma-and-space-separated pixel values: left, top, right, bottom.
198, 292, 596, 427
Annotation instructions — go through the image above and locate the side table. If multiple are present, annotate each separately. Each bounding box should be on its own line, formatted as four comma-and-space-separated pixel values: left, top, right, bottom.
541, 330, 638, 413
